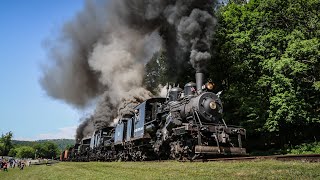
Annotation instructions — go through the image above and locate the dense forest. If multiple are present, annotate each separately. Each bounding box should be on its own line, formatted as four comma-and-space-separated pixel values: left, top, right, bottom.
145, 0, 320, 152
0, 132, 75, 158
12, 139, 75, 151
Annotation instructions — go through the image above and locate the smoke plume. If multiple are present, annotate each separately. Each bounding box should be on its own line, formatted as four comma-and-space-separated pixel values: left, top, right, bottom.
40, 0, 216, 140
75, 116, 94, 142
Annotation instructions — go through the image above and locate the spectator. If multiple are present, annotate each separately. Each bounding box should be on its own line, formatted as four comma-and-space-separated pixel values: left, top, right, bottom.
3, 162, 8, 172
20, 162, 25, 170
9, 159, 13, 168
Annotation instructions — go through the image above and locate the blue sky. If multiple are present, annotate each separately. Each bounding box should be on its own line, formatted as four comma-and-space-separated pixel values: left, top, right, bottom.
0, 0, 86, 140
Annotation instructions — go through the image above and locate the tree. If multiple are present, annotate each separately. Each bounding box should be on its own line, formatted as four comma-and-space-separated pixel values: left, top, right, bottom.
8, 148, 17, 157
34, 142, 59, 159
144, 50, 197, 95
0, 131, 13, 156
16, 146, 35, 158
212, 0, 320, 148
144, 50, 170, 94
0, 142, 4, 155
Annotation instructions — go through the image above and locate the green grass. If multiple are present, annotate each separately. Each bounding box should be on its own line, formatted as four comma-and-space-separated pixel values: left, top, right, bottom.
1, 160, 320, 180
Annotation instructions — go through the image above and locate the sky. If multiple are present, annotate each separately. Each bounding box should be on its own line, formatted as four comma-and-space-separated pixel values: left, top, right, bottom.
0, 0, 86, 140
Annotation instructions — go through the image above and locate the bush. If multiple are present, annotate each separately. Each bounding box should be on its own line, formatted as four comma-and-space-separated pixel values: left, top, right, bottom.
8, 148, 17, 157
16, 146, 35, 158
34, 142, 59, 159
288, 142, 320, 154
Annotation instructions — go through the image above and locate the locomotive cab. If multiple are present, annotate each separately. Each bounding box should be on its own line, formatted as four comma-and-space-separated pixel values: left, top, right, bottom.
73, 143, 80, 158
79, 137, 91, 153
74, 143, 80, 152
90, 127, 114, 149
114, 98, 166, 144
114, 115, 132, 145
132, 98, 166, 139
102, 127, 114, 147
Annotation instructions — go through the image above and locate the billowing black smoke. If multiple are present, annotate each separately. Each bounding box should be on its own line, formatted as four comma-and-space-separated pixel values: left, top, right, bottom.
40, 0, 216, 140
75, 116, 94, 142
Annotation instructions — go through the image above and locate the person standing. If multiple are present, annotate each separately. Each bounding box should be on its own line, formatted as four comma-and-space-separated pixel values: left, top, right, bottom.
20, 161, 25, 170
3, 162, 8, 172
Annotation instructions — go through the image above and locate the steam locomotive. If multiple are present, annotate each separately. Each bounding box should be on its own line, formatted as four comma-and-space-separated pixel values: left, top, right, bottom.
60, 72, 246, 161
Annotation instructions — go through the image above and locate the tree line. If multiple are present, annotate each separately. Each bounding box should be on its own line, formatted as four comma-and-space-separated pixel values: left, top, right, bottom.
0, 132, 60, 159
144, 0, 320, 151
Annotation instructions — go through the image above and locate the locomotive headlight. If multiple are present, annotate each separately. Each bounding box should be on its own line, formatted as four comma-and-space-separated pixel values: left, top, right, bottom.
206, 82, 215, 90
209, 101, 217, 110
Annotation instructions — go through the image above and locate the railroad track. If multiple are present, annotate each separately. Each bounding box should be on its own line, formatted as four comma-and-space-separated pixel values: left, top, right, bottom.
195, 154, 320, 163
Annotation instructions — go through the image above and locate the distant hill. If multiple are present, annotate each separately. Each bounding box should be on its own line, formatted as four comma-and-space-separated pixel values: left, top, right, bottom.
12, 139, 75, 151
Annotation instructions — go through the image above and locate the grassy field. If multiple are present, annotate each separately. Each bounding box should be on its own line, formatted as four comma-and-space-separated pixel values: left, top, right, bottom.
0, 160, 319, 180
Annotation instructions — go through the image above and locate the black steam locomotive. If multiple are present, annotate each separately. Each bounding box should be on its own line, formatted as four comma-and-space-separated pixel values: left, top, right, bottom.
61, 72, 246, 161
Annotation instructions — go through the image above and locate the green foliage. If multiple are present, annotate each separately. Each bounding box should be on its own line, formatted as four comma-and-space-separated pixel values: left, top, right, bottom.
7, 139, 75, 158
15, 146, 35, 158
12, 140, 37, 147
313, 81, 320, 91
36, 139, 75, 151
144, 50, 170, 94
0, 131, 13, 156
13, 139, 75, 151
0, 142, 4, 155
10, 139, 65, 158
144, 50, 195, 94
213, 0, 320, 148
8, 148, 17, 157
34, 142, 60, 159
14, 142, 60, 159
288, 142, 320, 154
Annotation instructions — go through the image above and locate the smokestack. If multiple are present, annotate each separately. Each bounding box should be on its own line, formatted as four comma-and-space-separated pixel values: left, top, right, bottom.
196, 72, 204, 94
